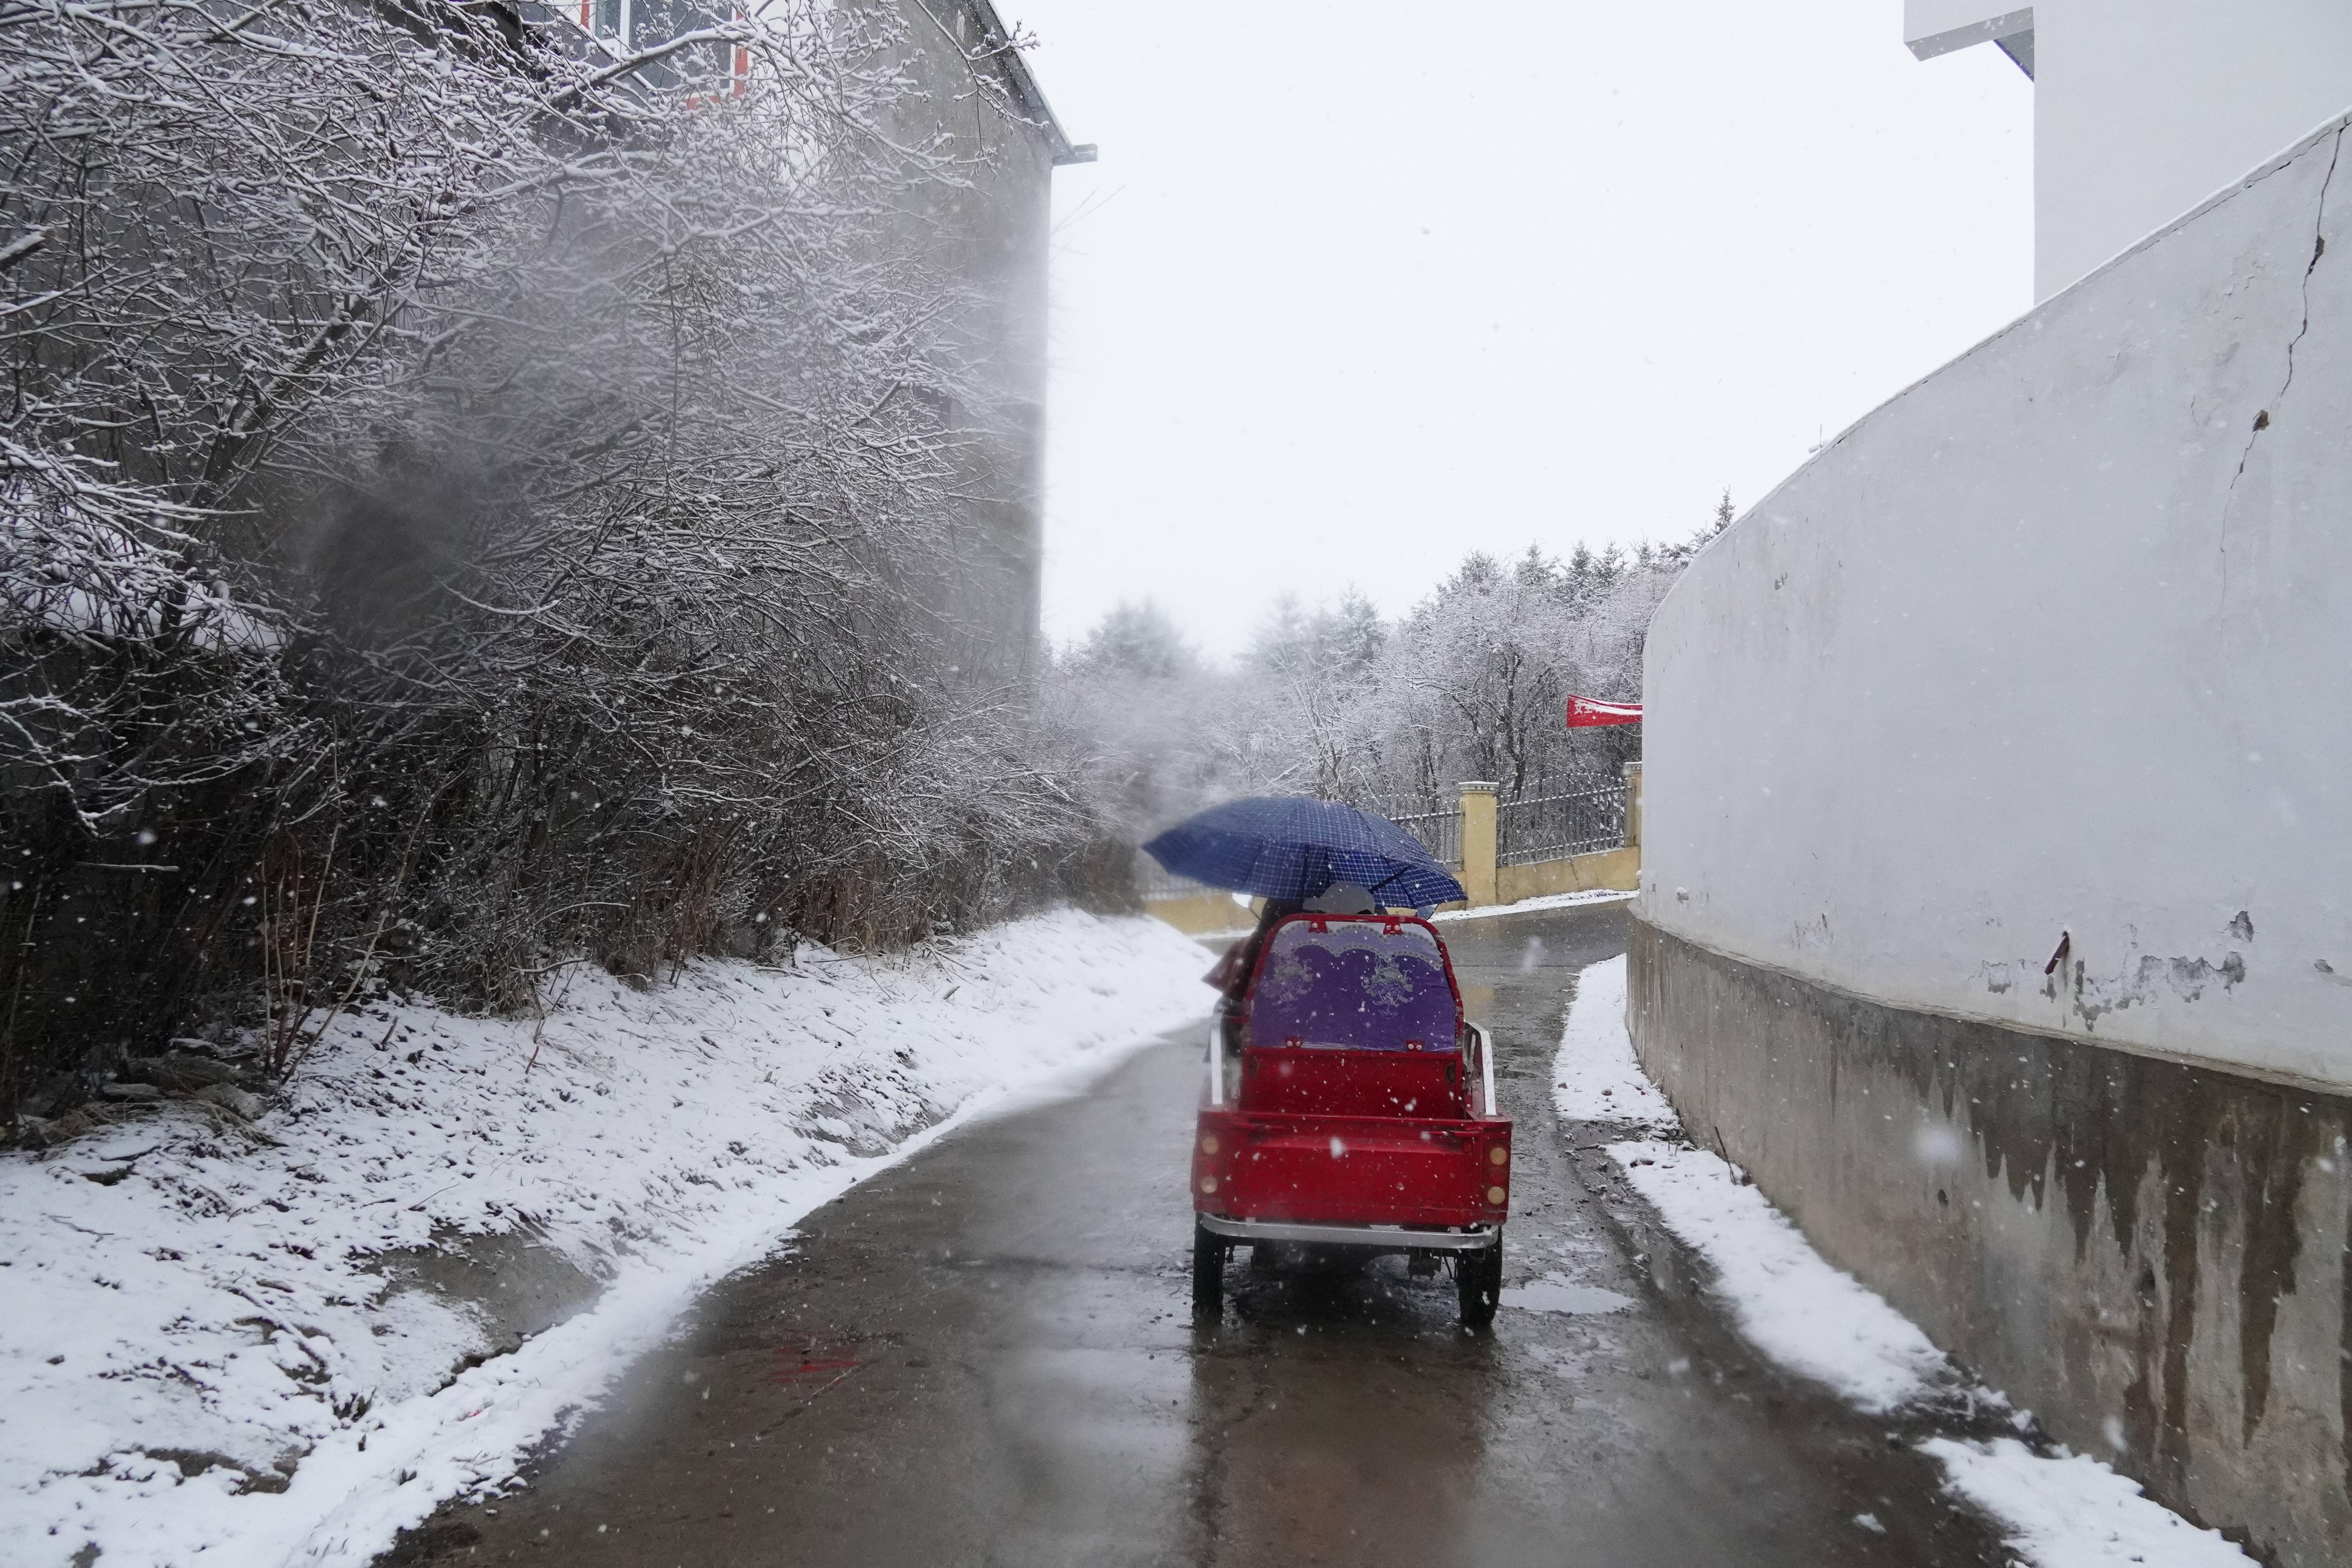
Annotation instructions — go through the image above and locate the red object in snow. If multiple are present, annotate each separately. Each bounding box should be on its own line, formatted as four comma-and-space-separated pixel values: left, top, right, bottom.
1566, 694, 1643, 728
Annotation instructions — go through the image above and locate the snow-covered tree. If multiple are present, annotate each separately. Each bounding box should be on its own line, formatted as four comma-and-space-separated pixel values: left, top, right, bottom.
1045, 533, 1697, 861
1, 0, 1107, 1117
1074, 601, 1198, 680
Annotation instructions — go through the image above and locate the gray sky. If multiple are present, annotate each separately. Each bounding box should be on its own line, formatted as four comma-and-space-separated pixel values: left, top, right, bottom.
1008, 1, 2033, 660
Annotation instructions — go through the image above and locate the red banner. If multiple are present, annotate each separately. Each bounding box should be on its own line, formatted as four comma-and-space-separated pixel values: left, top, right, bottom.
1566, 695, 1642, 728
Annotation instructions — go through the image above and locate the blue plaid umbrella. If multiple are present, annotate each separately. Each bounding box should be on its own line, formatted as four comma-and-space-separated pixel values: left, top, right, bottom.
1142, 797, 1466, 909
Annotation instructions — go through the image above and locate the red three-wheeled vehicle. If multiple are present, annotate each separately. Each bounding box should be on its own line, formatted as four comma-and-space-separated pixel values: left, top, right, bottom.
1189, 911, 1510, 1327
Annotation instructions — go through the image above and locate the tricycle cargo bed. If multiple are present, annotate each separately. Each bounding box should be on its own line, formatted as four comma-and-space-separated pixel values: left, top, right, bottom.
1192, 1108, 1511, 1231
1234, 1045, 1473, 1119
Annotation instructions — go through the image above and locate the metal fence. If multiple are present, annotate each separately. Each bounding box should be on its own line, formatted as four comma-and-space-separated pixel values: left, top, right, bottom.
1135, 855, 1213, 904
1388, 805, 1461, 870
1496, 777, 1627, 866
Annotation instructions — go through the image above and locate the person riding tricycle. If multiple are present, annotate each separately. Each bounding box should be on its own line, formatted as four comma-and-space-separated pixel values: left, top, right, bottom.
1143, 800, 1511, 1328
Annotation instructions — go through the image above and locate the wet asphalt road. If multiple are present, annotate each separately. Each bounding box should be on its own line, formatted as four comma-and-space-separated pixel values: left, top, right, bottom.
387, 903, 2007, 1567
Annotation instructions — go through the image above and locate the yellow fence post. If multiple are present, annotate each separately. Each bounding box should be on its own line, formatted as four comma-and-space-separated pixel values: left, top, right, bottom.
1457, 781, 1499, 908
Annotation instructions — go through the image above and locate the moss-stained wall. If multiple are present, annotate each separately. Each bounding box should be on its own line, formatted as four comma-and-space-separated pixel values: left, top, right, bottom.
1630, 916, 2352, 1565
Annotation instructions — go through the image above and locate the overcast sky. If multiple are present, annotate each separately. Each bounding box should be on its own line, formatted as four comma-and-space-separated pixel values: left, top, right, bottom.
1005, 1, 2034, 660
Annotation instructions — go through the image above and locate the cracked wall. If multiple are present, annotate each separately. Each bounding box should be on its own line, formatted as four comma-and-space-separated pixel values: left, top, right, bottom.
1630, 101, 2352, 1567
2031, 1, 2352, 300
1639, 109, 2352, 1092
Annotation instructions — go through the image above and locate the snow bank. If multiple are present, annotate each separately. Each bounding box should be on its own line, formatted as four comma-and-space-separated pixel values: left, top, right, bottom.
1608, 1138, 1951, 1413
1549, 954, 1677, 1131
1922, 1438, 2252, 1566
1553, 957, 2251, 1567
0, 909, 1212, 1568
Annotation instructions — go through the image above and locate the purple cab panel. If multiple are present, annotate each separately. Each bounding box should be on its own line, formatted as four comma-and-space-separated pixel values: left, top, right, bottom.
1245, 916, 1458, 1052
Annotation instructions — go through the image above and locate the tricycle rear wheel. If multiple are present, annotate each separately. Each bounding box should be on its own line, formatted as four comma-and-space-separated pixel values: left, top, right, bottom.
1457, 1230, 1503, 1328
1192, 1221, 1227, 1318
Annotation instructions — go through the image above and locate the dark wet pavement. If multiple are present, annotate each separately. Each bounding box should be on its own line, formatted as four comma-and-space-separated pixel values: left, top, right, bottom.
386, 903, 2006, 1567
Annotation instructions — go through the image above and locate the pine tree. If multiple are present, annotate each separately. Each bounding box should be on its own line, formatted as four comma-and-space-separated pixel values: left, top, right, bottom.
1078, 602, 1197, 680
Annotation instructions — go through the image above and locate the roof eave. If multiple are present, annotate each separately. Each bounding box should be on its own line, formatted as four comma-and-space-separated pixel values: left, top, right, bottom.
964, 0, 1096, 165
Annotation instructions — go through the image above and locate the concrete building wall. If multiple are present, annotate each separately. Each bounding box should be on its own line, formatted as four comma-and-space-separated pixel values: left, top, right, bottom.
1640, 109, 2352, 1093
1630, 923, 2352, 1564
880, 0, 1070, 681
1633, 107, 2352, 1562
2036, 1, 2352, 299
1906, 2, 2352, 299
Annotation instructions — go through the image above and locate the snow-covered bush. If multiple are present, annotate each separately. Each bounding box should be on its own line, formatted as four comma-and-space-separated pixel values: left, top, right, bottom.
0, 0, 1106, 1126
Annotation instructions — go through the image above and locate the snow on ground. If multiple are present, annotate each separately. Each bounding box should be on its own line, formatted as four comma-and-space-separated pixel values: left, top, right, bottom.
1434, 887, 1633, 924
1922, 1439, 2255, 1567
1553, 957, 2252, 1568
1607, 1137, 1953, 1413
1550, 954, 1677, 1130
0, 909, 1211, 1568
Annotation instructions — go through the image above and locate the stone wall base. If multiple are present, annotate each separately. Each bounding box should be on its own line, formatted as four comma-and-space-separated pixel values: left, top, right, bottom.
1628, 916, 2352, 1566
1497, 845, 1637, 905
1138, 891, 1250, 936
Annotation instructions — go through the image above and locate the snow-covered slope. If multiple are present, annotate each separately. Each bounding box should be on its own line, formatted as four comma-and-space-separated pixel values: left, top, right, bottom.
0, 909, 1212, 1568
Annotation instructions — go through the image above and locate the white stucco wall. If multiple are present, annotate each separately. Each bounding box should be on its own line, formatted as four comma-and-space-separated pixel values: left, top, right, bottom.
1637, 111, 2352, 1090
1906, 2, 2352, 301
2037, 1, 2352, 299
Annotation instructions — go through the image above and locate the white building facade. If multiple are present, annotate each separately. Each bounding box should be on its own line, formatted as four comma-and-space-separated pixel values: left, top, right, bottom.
1627, 12, 2352, 1563
1907, 0, 2352, 298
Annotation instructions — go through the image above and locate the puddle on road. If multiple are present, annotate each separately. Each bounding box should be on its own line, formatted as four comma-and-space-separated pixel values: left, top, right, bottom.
1499, 1274, 1634, 1315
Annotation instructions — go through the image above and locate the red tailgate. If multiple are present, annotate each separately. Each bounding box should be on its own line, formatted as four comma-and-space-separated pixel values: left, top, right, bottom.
1194, 1109, 1510, 1230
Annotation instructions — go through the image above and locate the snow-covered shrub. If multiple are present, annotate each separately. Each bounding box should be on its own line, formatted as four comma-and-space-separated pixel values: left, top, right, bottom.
0, 0, 1104, 1125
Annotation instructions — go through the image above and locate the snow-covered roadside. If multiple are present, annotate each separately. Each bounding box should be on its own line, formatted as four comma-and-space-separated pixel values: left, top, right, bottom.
1434, 887, 1632, 924
1919, 1438, 2256, 1567
0, 909, 1212, 1568
1605, 1136, 1957, 1415
1555, 956, 2251, 1568
1546, 951, 1675, 1129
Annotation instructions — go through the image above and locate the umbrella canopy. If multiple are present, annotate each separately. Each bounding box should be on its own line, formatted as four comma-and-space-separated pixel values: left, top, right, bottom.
1142, 797, 1466, 909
